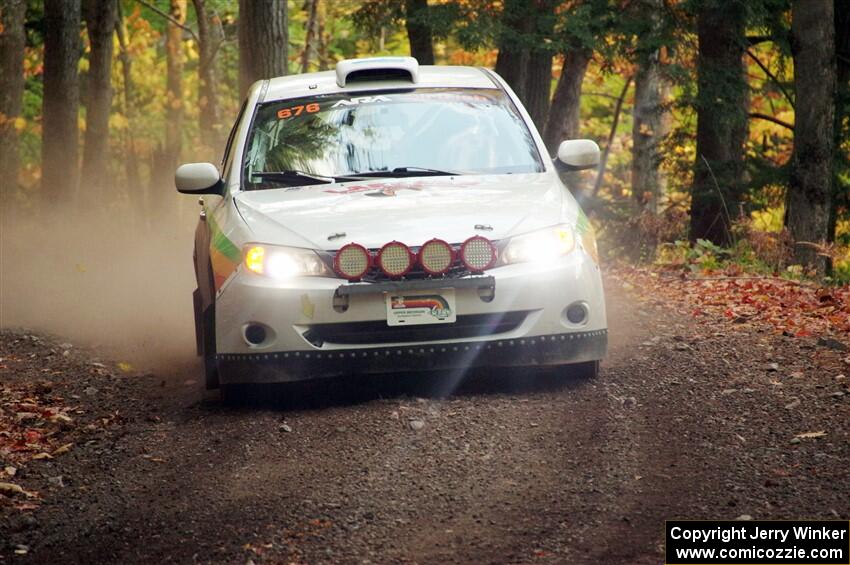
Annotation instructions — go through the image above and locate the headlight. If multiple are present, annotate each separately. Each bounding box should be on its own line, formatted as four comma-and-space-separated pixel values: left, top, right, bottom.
500, 225, 577, 265
243, 244, 330, 279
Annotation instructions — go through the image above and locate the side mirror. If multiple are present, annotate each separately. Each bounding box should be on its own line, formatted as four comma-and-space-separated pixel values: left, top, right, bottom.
175, 163, 223, 195
556, 139, 600, 171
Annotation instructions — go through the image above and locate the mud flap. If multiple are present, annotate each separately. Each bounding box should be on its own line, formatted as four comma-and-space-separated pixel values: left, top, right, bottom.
193, 288, 203, 356
202, 303, 220, 390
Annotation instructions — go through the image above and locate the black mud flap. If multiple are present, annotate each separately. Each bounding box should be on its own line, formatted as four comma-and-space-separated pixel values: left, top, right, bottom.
192, 288, 203, 356
202, 303, 220, 390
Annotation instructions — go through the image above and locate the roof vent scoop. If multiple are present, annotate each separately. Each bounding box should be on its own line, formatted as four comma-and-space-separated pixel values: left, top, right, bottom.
335, 57, 419, 87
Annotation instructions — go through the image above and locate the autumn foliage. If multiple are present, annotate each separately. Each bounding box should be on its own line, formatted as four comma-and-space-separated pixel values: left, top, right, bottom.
610, 266, 850, 340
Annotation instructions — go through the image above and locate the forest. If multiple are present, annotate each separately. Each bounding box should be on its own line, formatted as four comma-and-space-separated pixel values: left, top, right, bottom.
0, 0, 848, 281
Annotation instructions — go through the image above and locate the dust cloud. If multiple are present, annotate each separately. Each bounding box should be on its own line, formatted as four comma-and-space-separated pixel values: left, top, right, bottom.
0, 194, 200, 374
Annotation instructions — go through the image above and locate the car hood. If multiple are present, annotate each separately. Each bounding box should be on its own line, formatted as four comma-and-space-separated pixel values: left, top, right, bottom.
234, 173, 567, 250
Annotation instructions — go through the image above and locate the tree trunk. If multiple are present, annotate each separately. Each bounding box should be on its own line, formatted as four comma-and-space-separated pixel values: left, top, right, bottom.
42, 0, 82, 205
632, 69, 670, 214
81, 0, 117, 203
542, 50, 591, 153
146, 0, 187, 215
193, 0, 221, 156
689, 1, 748, 246
522, 0, 557, 130
524, 50, 552, 129
828, 0, 849, 259
494, 0, 531, 102
404, 0, 433, 65
115, 1, 141, 207
165, 0, 186, 167
785, 0, 835, 275
494, 50, 528, 101
593, 76, 632, 197
301, 0, 320, 71
316, 1, 328, 71
631, 5, 670, 214
238, 0, 288, 98
0, 0, 26, 203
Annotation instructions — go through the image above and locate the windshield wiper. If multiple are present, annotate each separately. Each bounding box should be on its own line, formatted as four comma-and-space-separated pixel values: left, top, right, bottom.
252, 170, 367, 186
353, 166, 463, 178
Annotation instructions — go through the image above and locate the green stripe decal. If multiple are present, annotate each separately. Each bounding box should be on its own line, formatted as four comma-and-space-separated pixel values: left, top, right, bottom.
576, 208, 590, 235
208, 213, 241, 263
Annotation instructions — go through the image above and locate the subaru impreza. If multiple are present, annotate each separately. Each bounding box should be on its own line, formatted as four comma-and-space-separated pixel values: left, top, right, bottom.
176, 56, 607, 398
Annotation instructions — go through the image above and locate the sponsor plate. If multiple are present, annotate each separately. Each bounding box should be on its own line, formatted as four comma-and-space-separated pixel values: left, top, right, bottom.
386, 289, 456, 326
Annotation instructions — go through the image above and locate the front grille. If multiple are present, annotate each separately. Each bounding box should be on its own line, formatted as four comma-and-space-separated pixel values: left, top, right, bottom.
301, 311, 530, 347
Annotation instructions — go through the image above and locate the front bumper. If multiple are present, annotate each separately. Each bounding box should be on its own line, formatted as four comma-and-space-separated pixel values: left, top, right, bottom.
216, 329, 607, 383
214, 251, 607, 383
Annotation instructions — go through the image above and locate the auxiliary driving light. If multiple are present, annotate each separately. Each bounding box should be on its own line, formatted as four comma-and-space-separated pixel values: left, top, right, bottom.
460, 236, 497, 272
377, 241, 414, 277
334, 243, 371, 280
418, 238, 454, 275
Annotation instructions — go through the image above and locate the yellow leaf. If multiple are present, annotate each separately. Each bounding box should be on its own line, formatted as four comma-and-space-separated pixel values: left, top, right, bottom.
0, 482, 37, 497
118, 362, 133, 372
53, 443, 73, 455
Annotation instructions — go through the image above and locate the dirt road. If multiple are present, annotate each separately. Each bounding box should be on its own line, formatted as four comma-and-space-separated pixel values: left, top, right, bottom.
2, 282, 848, 563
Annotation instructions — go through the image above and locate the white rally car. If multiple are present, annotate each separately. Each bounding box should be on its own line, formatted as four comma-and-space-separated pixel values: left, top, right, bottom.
176, 57, 607, 396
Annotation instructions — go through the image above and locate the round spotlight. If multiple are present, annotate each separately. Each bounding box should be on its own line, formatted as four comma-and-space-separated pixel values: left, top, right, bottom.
418, 239, 455, 275
334, 243, 371, 280
377, 241, 414, 278
460, 236, 497, 272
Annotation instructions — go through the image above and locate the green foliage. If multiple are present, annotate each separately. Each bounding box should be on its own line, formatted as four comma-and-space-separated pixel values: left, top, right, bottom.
351, 0, 460, 42
655, 237, 787, 275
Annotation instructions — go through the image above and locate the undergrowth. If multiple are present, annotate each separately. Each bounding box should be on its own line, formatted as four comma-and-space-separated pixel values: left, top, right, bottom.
599, 210, 850, 286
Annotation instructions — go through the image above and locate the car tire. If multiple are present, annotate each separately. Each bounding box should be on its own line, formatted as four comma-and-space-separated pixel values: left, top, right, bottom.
569, 360, 599, 379
220, 383, 248, 406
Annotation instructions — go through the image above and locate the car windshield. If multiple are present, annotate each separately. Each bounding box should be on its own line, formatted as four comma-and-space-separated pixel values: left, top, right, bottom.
242, 87, 544, 189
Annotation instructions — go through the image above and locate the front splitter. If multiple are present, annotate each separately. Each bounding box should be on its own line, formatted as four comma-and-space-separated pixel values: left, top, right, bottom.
215, 329, 607, 384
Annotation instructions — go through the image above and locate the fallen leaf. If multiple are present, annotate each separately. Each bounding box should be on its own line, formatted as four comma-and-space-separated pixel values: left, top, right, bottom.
14, 503, 39, 511
794, 431, 826, 440
0, 482, 37, 497
52, 442, 73, 455
50, 413, 74, 425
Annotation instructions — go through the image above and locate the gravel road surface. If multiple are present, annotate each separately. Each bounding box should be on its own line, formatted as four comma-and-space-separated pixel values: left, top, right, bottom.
2, 281, 848, 564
